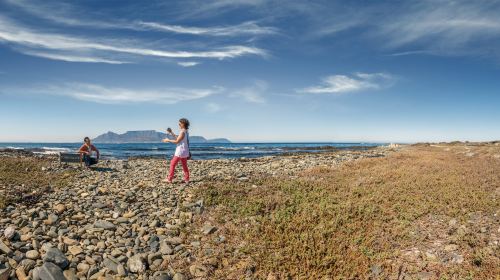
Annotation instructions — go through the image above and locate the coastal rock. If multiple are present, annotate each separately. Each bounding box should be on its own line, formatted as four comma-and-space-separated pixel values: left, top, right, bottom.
172, 272, 187, 280
4, 226, 16, 240
93, 220, 115, 230
43, 248, 69, 269
37, 262, 66, 280
0, 268, 10, 280
26, 250, 40, 259
127, 255, 146, 273
0, 241, 12, 255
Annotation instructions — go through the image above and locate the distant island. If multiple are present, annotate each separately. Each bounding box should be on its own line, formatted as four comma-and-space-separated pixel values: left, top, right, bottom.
93, 130, 231, 143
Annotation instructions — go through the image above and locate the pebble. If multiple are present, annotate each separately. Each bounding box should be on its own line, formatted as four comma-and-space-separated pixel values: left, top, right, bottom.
4, 226, 16, 240
127, 255, 146, 273
36, 262, 66, 280
43, 248, 69, 269
26, 250, 40, 259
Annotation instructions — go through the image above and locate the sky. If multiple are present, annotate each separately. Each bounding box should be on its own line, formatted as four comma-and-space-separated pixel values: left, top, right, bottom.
1, 0, 500, 143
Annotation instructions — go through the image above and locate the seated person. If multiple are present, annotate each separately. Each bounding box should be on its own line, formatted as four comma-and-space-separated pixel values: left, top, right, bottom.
78, 137, 100, 168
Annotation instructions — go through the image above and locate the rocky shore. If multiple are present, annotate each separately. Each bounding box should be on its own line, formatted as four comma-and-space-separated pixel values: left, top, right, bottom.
0, 147, 396, 279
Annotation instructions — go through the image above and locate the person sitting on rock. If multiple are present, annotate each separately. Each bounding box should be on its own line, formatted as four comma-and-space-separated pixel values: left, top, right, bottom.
78, 137, 100, 168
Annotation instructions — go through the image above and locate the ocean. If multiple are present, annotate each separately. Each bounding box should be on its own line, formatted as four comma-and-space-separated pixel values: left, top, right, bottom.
0, 142, 385, 160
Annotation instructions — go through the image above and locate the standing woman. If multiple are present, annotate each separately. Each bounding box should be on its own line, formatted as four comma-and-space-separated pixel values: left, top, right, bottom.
162, 118, 190, 184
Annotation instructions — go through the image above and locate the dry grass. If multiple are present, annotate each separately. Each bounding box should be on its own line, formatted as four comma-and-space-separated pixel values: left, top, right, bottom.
194, 144, 500, 279
0, 156, 75, 208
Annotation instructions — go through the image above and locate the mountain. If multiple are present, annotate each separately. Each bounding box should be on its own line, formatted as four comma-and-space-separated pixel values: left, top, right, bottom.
93, 130, 230, 143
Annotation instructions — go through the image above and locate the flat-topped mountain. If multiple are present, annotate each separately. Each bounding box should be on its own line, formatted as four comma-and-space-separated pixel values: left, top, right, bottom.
93, 130, 230, 143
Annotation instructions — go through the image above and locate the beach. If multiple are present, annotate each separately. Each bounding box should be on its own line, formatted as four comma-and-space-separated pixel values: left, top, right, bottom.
1, 143, 499, 279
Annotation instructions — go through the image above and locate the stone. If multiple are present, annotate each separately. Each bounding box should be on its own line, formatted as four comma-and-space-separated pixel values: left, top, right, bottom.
4, 226, 16, 240
46, 214, 59, 225
0, 241, 12, 255
16, 266, 28, 280
26, 250, 40, 259
62, 237, 78, 246
160, 241, 173, 255
21, 259, 36, 272
93, 220, 116, 230
77, 262, 90, 274
43, 248, 69, 269
172, 272, 186, 280
68, 246, 83, 256
0, 268, 10, 280
117, 264, 127, 276
103, 257, 120, 274
153, 272, 171, 280
202, 225, 217, 235
63, 269, 78, 280
54, 204, 66, 214
38, 262, 66, 280
127, 255, 146, 273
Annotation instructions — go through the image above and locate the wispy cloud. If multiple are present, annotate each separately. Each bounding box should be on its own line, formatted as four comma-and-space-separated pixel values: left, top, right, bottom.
136, 21, 277, 36
0, 16, 267, 64
177, 61, 200, 67
231, 80, 268, 103
39, 83, 223, 104
299, 73, 394, 94
22, 51, 128, 64
5, 0, 277, 37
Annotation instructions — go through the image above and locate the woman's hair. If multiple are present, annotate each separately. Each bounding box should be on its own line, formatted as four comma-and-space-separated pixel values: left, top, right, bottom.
179, 118, 190, 129
84, 137, 90, 142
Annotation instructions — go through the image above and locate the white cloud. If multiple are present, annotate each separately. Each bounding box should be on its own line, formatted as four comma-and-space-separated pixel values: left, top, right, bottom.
136, 21, 277, 36
22, 51, 128, 64
205, 102, 222, 113
30, 83, 223, 104
5, 0, 277, 37
300, 73, 394, 94
0, 16, 267, 64
177, 61, 200, 67
231, 80, 268, 103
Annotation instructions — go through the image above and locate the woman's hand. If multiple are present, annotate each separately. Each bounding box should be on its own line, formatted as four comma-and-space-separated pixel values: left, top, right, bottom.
162, 139, 170, 143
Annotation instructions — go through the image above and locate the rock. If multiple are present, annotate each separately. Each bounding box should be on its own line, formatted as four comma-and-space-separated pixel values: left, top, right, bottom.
202, 225, 217, 235
93, 220, 115, 230
43, 248, 69, 269
21, 259, 36, 272
127, 255, 146, 273
15, 266, 28, 280
103, 257, 120, 273
38, 262, 66, 280
62, 237, 78, 246
63, 269, 78, 280
77, 262, 90, 274
26, 250, 40, 259
68, 246, 83, 256
4, 226, 16, 240
160, 241, 173, 255
0, 268, 10, 280
0, 240, 12, 255
46, 214, 59, 225
154, 272, 171, 280
117, 264, 127, 276
172, 272, 186, 280
54, 204, 66, 214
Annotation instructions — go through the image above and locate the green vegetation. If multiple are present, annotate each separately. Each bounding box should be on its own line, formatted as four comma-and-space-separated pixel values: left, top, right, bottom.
0, 156, 75, 208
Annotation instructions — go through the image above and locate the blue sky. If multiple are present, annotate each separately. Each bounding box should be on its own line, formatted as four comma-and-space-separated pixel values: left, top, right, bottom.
1, 0, 499, 142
